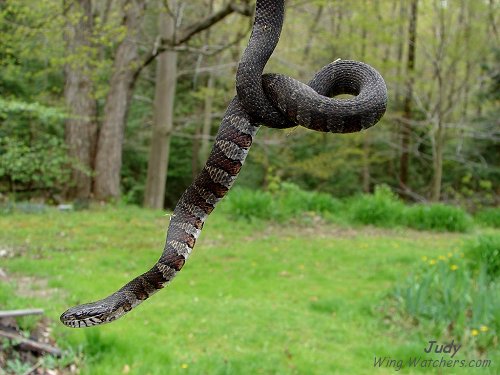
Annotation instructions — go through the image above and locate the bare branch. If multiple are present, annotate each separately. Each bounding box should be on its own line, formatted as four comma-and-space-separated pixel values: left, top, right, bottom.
0, 309, 44, 318
133, 2, 252, 81
176, 2, 252, 45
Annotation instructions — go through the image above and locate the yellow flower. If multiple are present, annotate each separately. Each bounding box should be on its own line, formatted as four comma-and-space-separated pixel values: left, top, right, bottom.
480, 325, 488, 332
471, 329, 479, 337
421, 256, 428, 262
181, 364, 189, 369
450, 264, 459, 271
429, 259, 436, 265
447, 252, 453, 258
438, 255, 446, 261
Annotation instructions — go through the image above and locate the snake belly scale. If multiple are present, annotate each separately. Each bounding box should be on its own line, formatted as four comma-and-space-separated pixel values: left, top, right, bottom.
60, 0, 387, 328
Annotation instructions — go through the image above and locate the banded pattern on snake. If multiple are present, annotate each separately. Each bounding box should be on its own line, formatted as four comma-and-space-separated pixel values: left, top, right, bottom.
60, 0, 387, 328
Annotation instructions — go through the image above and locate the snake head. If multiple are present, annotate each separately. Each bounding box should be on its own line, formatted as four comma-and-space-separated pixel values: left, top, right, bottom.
60, 299, 115, 328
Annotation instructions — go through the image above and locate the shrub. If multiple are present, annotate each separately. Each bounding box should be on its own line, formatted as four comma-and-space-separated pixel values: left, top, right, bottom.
475, 207, 500, 228
221, 183, 343, 222
347, 185, 405, 227
464, 234, 500, 281
222, 188, 276, 221
404, 203, 472, 232
275, 182, 343, 220
308, 191, 344, 214
223, 184, 474, 234
274, 182, 313, 220
0, 136, 75, 199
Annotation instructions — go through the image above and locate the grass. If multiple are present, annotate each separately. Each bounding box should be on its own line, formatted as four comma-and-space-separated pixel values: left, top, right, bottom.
0, 204, 498, 374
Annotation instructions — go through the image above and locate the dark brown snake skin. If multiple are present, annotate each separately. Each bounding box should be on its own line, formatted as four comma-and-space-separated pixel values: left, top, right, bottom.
60, 0, 387, 328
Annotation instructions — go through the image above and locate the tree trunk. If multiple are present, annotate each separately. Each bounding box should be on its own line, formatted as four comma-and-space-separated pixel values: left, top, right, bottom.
359, 0, 371, 193
430, 68, 445, 202
399, 0, 418, 194
198, 70, 214, 169
143, 9, 177, 209
193, 0, 215, 178
93, 0, 146, 200
303, 5, 323, 59
430, 2, 446, 202
431, 118, 445, 202
394, 0, 406, 105
63, 0, 97, 200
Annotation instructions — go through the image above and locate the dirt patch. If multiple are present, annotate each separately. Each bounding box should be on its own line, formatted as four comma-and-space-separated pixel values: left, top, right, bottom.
0, 246, 16, 259
255, 216, 389, 239
255, 215, 466, 242
0, 269, 78, 374
0, 315, 80, 375
0, 244, 46, 260
0, 268, 59, 300
17, 277, 60, 300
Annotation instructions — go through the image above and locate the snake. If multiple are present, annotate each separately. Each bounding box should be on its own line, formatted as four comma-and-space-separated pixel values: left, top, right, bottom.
60, 0, 387, 328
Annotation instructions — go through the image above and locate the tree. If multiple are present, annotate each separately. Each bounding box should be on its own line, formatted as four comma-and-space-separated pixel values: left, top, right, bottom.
142, 0, 252, 208
399, 0, 418, 195
93, 0, 148, 199
143, 5, 177, 209
197, 0, 216, 178
63, 0, 97, 199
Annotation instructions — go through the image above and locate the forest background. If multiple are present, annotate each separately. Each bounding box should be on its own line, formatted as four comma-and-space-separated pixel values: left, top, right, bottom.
0, 0, 498, 210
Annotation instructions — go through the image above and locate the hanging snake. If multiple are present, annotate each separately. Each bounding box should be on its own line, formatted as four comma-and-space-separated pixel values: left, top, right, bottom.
60, 0, 387, 328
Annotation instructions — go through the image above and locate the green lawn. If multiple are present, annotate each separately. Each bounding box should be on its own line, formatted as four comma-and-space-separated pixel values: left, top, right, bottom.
0, 206, 497, 374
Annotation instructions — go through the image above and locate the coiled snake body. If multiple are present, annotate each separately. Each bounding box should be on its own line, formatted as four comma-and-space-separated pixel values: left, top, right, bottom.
61, 0, 387, 327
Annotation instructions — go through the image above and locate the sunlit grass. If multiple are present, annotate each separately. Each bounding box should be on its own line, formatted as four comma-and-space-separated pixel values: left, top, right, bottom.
0, 205, 498, 374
